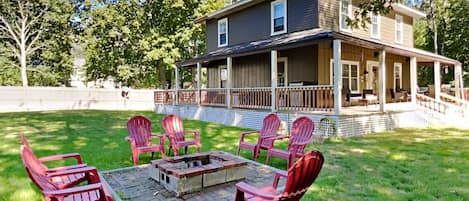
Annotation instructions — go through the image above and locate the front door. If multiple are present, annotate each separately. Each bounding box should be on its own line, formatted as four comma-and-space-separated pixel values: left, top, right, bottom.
277, 57, 288, 87
367, 61, 379, 94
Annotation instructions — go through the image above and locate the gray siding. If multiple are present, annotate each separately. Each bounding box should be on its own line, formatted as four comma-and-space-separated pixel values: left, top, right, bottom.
232, 53, 271, 88
280, 45, 318, 84
207, 67, 220, 88
206, 0, 319, 52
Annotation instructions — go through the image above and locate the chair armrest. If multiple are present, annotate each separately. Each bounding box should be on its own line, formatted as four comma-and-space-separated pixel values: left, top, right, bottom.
240, 131, 260, 142
292, 140, 312, 147
272, 170, 288, 189
46, 164, 87, 173
42, 183, 103, 196
235, 182, 278, 200
39, 153, 83, 164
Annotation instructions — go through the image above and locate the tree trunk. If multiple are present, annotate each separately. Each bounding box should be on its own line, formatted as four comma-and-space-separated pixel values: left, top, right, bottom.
20, 53, 28, 87
158, 65, 167, 89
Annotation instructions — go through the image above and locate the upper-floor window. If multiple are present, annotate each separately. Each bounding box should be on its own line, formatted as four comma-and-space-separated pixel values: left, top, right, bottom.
271, 0, 287, 35
370, 14, 380, 39
395, 14, 403, 44
340, 0, 352, 32
218, 18, 228, 47
394, 63, 402, 90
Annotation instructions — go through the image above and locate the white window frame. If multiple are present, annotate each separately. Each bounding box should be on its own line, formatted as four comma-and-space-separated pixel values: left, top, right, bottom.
394, 62, 402, 90
395, 14, 404, 44
339, 0, 353, 32
330, 59, 360, 93
218, 18, 228, 47
277, 57, 288, 87
271, 0, 287, 36
370, 13, 381, 39
218, 65, 227, 88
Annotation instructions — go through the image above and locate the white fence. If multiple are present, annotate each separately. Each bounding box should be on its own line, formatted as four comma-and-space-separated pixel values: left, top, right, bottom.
0, 87, 155, 112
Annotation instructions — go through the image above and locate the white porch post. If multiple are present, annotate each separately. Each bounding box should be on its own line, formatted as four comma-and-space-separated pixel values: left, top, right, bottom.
455, 63, 463, 99
175, 66, 180, 105
271, 50, 278, 112
379, 50, 386, 112
434, 61, 441, 101
196, 62, 202, 105
226, 57, 232, 108
333, 40, 342, 115
410, 56, 418, 105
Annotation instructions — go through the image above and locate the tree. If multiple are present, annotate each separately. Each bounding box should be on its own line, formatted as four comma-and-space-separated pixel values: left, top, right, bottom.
0, 0, 74, 87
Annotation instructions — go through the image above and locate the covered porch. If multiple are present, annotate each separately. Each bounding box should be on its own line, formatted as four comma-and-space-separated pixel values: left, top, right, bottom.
157, 29, 463, 116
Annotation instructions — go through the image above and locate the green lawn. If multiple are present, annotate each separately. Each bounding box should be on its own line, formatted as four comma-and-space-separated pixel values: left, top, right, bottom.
0, 111, 468, 201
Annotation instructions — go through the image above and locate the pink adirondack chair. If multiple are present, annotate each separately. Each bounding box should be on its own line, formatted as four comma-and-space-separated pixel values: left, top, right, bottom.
237, 113, 281, 160
20, 134, 89, 188
21, 145, 113, 201
234, 150, 324, 201
161, 114, 201, 156
265, 117, 315, 168
126, 115, 166, 165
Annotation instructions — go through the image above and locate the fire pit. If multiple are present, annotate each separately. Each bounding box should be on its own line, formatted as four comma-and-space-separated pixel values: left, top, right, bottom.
149, 152, 247, 196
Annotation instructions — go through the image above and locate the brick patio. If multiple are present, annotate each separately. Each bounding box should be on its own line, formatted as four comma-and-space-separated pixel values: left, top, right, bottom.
101, 152, 286, 201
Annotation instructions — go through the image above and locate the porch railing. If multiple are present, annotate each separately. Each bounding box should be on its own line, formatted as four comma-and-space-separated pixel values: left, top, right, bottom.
178, 89, 197, 105
276, 86, 334, 112
231, 87, 271, 110
154, 90, 175, 105
200, 88, 227, 107
440, 93, 468, 108
416, 94, 466, 117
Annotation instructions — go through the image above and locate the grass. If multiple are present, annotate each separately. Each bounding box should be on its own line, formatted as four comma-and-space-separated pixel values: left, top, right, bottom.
0, 110, 468, 201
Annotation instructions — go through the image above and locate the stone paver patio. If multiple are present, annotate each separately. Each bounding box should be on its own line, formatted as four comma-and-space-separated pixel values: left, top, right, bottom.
101, 152, 285, 201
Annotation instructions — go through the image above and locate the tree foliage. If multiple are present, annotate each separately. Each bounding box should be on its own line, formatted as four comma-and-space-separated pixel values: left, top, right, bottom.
84, 0, 223, 89
0, 0, 73, 86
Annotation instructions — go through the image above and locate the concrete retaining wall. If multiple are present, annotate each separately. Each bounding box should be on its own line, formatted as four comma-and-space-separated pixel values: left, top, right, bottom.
155, 105, 430, 137
0, 87, 155, 112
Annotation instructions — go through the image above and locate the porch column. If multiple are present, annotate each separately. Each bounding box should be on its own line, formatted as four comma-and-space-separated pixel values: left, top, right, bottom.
196, 62, 202, 105
175, 66, 180, 105
226, 57, 232, 108
333, 40, 342, 115
455, 63, 463, 99
271, 50, 278, 112
378, 50, 386, 112
434, 61, 441, 101
410, 56, 417, 105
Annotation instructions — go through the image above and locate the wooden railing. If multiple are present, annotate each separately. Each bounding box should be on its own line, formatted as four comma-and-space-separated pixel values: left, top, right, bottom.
178, 89, 197, 105
440, 93, 468, 108
231, 88, 271, 110
416, 94, 466, 117
276, 86, 334, 112
154, 90, 175, 105
200, 88, 227, 107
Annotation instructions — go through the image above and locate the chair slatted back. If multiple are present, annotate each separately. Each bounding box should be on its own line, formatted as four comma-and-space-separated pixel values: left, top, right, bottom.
162, 114, 186, 142
280, 151, 324, 201
258, 113, 281, 148
127, 116, 153, 147
287, 117, 314, 155
20, 134, 48, 173
20, 145, 57, 191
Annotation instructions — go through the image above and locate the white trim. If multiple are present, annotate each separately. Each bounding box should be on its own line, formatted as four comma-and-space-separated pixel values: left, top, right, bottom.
366, 61, 380, 90
277, 57, 288, 87
395, 14, 403, 44
393, 62, 403, 90
330, 59, 360, 93
370, 14, 381, 39
393, 3, 426, 19
218, 18, 228, 47
218, 65, 227, 88
339, 0, 352, 32
270, 0, 287, 36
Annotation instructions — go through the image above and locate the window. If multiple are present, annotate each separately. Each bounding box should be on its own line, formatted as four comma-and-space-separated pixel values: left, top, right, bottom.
394, 63, 402, 90
370, 14, 380, 39
218, 18, 228, 47
395, 14, 403, 44
340, 0, 352, 31
330, 60, 360, 93
271, 0, 287, 35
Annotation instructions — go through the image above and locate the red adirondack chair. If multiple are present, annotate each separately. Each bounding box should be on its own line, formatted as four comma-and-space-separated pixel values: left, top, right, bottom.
234, 150, 324, 201
21, 145, 114, 201
237, 113, 281, 160
20, 134, 89, 187
265, 117, 315, 168
126, 115, 166, 165
161, 114, 201, 156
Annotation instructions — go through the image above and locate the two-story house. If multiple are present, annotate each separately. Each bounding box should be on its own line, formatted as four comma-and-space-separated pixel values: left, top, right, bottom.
156, 0, 464, 136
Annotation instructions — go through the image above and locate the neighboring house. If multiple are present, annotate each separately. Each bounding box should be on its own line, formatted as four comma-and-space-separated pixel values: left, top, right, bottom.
155, 0, 467, 135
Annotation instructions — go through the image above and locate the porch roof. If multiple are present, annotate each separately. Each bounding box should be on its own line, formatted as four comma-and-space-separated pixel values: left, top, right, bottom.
177, 28, 460, 67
